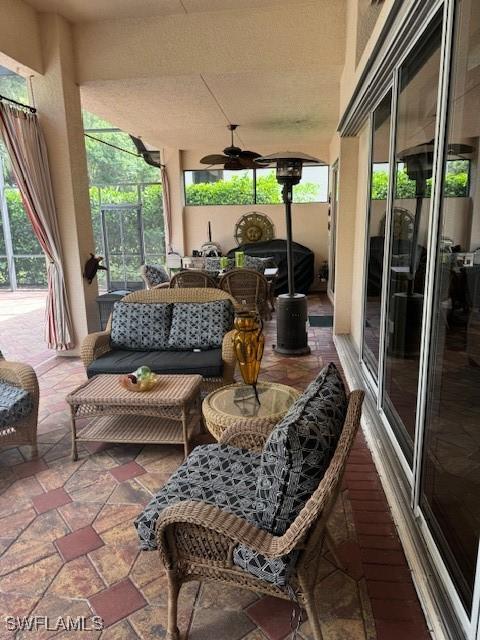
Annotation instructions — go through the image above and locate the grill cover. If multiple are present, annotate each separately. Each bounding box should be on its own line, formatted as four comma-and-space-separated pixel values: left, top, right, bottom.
227, 240, 315, 295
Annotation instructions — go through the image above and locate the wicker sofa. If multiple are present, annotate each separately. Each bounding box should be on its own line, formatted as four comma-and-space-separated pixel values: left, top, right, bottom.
80, 288, 237, 394
0, 350, 39, 457
134, 363, 364, 640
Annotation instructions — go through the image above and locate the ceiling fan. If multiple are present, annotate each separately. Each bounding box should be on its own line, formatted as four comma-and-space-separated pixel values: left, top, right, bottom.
200, 124, 264, 170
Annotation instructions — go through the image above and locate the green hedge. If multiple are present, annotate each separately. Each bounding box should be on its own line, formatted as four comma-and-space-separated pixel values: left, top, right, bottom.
0, 189, 47, 288
372, 162, 469, 200
185, 172, 322, 205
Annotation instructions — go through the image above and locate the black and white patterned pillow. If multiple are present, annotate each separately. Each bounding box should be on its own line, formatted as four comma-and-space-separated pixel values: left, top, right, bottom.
205, 257, 234, 271
110, 302, 172, 351
255, 363, 348, 535
0, 380, 33, 429
244, 255, 266, 272
167, 300, 234, 350
144, 264, 169, 286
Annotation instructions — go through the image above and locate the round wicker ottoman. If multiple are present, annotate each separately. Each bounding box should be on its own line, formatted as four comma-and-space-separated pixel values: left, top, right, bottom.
202, 381, 300, 441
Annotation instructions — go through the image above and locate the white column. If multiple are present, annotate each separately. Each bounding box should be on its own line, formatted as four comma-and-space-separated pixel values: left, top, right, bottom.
333, 136, 359, 335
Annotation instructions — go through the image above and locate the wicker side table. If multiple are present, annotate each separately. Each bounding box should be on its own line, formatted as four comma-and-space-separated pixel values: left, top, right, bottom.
202, 381, 299, 441
66, 374, 202, 460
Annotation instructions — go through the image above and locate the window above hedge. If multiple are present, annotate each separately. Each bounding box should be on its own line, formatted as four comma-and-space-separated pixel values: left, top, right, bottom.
184, 165, 329, 206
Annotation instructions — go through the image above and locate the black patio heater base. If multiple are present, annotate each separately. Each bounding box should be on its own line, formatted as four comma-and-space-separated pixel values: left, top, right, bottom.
274, 293, 310, 356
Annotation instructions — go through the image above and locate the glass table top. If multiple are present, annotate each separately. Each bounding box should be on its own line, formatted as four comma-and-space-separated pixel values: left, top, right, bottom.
210, 382, 298, 419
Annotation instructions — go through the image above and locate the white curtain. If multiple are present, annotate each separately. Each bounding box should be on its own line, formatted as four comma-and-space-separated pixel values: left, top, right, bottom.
0, 103, 74, 351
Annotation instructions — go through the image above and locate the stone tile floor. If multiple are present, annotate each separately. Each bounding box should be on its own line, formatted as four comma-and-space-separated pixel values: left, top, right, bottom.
0, 293, 431, 639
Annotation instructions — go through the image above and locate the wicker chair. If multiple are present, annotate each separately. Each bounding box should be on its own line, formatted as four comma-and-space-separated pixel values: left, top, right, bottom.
154, 389, 364, 640
140, 264, 170, 289
169, 270, 217, 289
0, 350, 39, 457
80, 288, 237, 395
219, 268, 271, 320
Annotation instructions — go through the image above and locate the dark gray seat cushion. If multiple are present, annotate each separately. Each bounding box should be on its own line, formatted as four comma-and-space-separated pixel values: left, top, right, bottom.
0, 380, 33, 430
87, 348, 223, 378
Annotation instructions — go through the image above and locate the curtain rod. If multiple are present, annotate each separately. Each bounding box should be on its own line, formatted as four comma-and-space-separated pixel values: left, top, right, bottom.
84, 132, 141, 158
0, 94, 36, 113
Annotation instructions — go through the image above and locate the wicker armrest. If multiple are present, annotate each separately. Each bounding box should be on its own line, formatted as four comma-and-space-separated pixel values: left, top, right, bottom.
221, 329, 236, 383
219, 423, 273, 452
155, 500, 290, 569
151, 281, 170, 290
80, 331, 112, 368
0, 360, 38, 397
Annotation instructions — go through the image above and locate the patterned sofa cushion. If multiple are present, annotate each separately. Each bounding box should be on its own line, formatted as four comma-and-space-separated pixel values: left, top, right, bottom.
135, 444, 261, 550
0, 380, 33, 430
256, 362, 348, 535
143, 264, 169, 287
134, 442, 295, 585
110, 302, 172, 351
168, 300, 234, 350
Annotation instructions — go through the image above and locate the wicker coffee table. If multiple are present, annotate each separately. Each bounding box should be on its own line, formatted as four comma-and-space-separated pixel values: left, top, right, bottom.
203, 381, 300, 441
67, 374, 202, 460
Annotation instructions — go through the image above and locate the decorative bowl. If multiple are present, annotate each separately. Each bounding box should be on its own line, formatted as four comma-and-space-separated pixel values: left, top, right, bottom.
119, 373, 159, 392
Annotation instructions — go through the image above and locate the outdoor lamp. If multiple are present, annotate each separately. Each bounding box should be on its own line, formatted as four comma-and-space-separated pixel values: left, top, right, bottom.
256, 151, 325, 355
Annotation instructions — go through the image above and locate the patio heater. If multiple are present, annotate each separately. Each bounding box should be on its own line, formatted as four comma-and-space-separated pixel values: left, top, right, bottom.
390, 140, 473, 356
256, 151, 323, 355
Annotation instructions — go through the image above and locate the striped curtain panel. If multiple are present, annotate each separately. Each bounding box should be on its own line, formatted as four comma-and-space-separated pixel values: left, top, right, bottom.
0, 103, 74, 351
160, 157, 173, 253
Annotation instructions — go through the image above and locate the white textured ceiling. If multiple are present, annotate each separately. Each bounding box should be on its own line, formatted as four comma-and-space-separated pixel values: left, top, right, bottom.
26, 0, 345, 152
80, 67, 341, 152
24, 0, 318, 23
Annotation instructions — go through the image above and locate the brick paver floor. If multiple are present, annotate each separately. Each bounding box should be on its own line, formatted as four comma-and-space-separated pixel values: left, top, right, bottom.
0, 293, 431, 639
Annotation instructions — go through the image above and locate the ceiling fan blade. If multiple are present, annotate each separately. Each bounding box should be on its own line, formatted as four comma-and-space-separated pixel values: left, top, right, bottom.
237, 156, 262, 169
224, 158, 245, 170
200, 154, 229, 165
238, 150, 261, 160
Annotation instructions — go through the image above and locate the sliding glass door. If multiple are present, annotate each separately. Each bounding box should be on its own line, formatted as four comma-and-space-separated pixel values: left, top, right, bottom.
420, 0, 480, 614
358, 0, 480, 634
382, 15, 443, 466
362, 91, 392, 379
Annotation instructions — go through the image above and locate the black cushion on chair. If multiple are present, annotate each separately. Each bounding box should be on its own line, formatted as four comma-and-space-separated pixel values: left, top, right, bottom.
87, 348, 223, 378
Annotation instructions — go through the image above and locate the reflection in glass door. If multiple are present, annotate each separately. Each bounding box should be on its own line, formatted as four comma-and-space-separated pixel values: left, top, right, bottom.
363, 91, 392, 379
382, 16, 443, 466
420, 0, 480, 614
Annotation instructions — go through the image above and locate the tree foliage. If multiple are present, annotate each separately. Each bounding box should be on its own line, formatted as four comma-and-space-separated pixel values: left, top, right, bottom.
185, 171, 323, 206
83, 112, 160, 184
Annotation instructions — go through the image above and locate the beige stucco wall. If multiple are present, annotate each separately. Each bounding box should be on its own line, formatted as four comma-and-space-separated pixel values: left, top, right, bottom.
0, 0, 43, 75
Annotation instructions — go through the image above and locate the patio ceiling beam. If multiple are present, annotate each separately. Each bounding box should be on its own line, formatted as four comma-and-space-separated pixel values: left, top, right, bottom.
0, 0, 43, 75
73, 2, 345, 84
